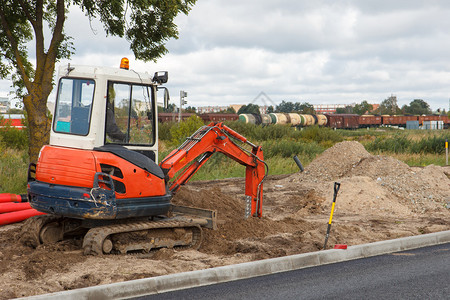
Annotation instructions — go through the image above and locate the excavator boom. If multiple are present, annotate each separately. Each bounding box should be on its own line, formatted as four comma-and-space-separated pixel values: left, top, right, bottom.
160, 122, 267, 218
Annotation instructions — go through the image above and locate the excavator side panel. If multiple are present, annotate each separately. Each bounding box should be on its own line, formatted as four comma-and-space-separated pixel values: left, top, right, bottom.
36, 145, 97, 188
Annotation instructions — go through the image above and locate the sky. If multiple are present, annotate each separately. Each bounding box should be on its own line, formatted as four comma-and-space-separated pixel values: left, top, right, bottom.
2, 0, 450, 111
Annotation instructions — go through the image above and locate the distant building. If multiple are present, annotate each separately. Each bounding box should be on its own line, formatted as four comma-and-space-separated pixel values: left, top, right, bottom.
0, 97, 9, 113
313, 104, 349, 114
197, 104, 269, 114
197, 105, 230, 114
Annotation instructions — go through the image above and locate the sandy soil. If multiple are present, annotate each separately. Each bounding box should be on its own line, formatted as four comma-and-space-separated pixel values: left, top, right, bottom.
0, 141, 449, 299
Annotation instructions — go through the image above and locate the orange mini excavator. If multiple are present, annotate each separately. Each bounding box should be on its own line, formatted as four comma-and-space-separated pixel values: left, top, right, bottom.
22, 59, 267, 255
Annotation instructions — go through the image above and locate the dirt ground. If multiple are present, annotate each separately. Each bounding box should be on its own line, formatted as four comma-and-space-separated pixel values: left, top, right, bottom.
0, 141, 449, 299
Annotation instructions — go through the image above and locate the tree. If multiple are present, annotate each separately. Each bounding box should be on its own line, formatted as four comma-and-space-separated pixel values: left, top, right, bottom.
267, 105, 274, 113
336, 106, 353, 114
296, 102, 315, 114
376, 95, 401, 115
402, 99, 432, 115
237, 104, 260, 115
225, 107, 236, 114
184, 106, 196, 113
0, 0, 196, 162
353, 100, 373, 115
275, 100, 294, 113
158, 103, 177, 113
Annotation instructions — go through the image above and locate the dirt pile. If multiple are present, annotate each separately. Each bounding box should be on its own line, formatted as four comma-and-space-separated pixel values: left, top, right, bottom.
301, 141, 372, 181
288, 141, 450, 215
0, 141, 448, 299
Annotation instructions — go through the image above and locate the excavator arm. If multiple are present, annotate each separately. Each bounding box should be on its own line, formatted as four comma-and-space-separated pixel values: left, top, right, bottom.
159, 122, 267, 218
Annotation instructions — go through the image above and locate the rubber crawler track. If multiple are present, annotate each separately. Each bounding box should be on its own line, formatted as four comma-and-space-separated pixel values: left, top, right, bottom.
82, 220, 203, 255
19, 215, 63, 248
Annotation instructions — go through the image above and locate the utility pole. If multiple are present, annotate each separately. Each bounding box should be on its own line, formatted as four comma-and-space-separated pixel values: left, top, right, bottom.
178, 90, 187, 123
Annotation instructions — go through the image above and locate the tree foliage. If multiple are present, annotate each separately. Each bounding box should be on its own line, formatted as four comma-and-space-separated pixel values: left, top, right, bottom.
0, 0, 196, 162
376, 95, 401, 115
275, 100, 294, 113
296, 102, 315, 114
184, 106, 196, 113
336, 106, 353, 114
169, 114, 204, 146
275, 100, 315, 114
237, 104, 260, 115
401, 99, 432, 115
353, 100, 373, 115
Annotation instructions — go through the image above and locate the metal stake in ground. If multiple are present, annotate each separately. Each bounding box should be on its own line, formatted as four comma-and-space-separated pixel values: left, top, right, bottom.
323, 182, 341, 250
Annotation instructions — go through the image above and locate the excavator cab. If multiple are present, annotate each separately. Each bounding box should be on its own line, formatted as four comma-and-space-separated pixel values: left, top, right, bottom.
50, 62, 167, 162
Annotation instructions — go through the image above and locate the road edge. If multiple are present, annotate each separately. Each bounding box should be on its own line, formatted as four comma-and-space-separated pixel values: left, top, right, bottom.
21, 230, 450, 299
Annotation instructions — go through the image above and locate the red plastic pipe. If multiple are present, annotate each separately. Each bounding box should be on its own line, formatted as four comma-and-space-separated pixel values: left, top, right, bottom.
0, 202, 32, 213
0, 209, 45, 226
0, 193, 27, 203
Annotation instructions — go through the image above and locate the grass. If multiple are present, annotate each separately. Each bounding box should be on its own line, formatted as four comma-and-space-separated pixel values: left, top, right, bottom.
387, 153, 447, 167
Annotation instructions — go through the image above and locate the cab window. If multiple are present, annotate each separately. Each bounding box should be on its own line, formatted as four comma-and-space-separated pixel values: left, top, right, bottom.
54, 78, 95, 135
105, 82, 155, 145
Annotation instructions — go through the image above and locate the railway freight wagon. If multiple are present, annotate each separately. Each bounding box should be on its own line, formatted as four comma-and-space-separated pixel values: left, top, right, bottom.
382, 115, 419, 127
199, 113, 239, 123
325, 114, 359, 129
359, 115, 382, 127
238, 113, 328, 127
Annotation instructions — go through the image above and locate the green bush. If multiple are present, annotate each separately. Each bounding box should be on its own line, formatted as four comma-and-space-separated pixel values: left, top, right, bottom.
224, 121, 293, 141
410, 134, 450, 154
169, 115, 205, 146
0, 148, 28, 194
262, 139, 325, 159
295, 125, 344, 145
366, 135, 411, 153
366, 131, 450, 155
158, 121, 175, 141
0, 127, 28, 150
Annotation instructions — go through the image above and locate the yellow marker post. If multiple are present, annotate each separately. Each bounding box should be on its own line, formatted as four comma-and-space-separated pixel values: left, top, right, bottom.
446, 139, 448, 166
323, 182, 341, 250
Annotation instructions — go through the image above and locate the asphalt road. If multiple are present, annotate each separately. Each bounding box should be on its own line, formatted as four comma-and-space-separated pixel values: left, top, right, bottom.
134, 243, 450, 300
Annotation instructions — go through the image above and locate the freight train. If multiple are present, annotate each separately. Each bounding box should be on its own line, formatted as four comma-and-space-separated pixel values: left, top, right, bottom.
158, 112, 449, 129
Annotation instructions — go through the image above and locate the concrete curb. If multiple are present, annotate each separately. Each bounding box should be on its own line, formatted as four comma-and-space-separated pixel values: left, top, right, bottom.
22, 230, 450, 300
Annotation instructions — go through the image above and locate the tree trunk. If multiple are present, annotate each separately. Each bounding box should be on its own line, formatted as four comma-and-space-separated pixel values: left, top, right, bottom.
23, 84, 52, 163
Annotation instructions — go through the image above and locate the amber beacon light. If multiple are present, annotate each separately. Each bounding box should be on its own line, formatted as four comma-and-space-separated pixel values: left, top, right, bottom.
120, 57, 130, 69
